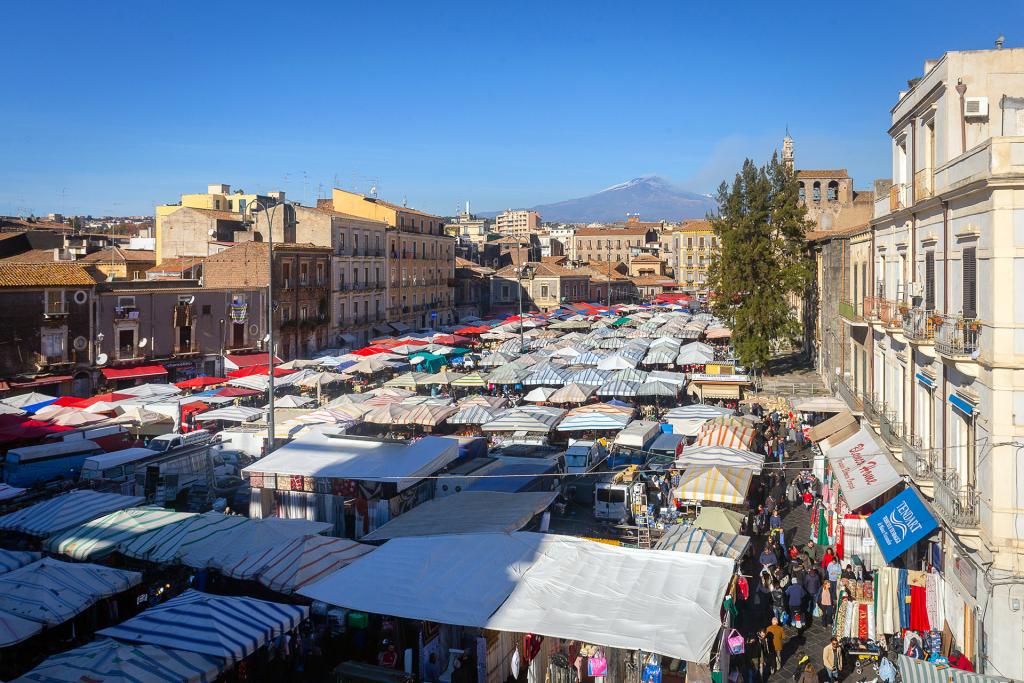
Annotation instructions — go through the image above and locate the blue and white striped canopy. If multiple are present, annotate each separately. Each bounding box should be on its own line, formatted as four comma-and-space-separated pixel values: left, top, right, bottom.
664, 404, 735, 420
522, 365, 572, 387
46, 507, 195, 561
0, 558, 141, 627
556, 411, 631, 432
15, 638, 225, 683
99, 590, 309, 661
597, 380, 641, 398
0, 490, 145, 538
574, 350, 609, 366
567, 368, 611, 386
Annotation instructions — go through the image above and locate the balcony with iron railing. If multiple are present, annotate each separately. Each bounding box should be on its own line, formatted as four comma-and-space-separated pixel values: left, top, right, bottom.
903, 308, 938, 343
878, 410, 903, 450
932, 469, 979, 529
838, 299, 862, 322
899, 432, 933, 481
863, 296, 880, 321
935, 314, 981, 359
870, 297, 903, 331
835, 378, 863, 413
863, 394, 884, 426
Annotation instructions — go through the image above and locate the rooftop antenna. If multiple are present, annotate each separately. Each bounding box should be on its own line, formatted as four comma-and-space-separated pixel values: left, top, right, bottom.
403, 195, 408, 208
369, 184, 378, 197
996, 35, 1005, 49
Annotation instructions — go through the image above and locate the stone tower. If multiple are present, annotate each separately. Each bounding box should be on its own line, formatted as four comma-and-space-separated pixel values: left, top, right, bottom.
782, 131, 794, 172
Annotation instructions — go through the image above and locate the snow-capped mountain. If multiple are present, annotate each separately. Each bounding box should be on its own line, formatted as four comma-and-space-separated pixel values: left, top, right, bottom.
482, 176, 716, 224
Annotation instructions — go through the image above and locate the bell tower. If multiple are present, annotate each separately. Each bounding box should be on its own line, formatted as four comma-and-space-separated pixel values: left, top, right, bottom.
782, 129, 794, 172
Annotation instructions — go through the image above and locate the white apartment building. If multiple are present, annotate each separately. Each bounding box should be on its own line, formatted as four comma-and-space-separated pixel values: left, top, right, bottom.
838, 47, 1024, 678
495, 209, 541, 238
549, 225, 577, 260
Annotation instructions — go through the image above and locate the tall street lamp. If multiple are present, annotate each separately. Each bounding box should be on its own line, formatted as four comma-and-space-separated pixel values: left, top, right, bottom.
242, 196, 294, 450
517, 260, 533, 354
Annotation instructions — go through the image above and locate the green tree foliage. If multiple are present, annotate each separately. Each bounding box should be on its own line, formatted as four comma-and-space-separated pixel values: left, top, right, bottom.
706, 154, 813, 372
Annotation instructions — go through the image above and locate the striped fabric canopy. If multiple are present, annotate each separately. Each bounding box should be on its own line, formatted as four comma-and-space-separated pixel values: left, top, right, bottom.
597, 380, 641, 398
897, 654, 1011, 683
194, 405, 263, 423
15, 638, 225, 683
566, 368, 610, 386
674, 465, 753, 505
546, 383, 597, 405
99, 589, 309, 661
0, 558, 141, 627
0, 490, 145, 538
178, 518, 333, 572
675, 445, 765, 473
556, 411, 631, 432
446, 404, 501, 425
119, 512, 251, 564
655, 524, 750, 560
523, 365, 572, 387
0, 549, 41, 574
0, 611, 43, 648
451, 372, 489, 387
219, 534, 374, 594
481, 406, 566, 433
664, 404, 735, 420
694, 420, 756, 450
46, 508, 195, 561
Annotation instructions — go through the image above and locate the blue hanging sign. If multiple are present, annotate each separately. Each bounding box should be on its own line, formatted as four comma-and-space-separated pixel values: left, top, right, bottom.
867, 488, 938, 563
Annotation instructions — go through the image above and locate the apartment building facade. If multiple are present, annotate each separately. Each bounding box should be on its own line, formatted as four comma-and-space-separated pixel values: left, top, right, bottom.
820, 48, 1024, 678
664, 220, 717, 291
329, 189, 456, 332
572, 226, 658, 264
494, 209, 541, 238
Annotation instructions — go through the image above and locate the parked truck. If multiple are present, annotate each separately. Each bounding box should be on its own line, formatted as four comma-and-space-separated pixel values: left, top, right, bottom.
607, 420, 661, 469
3, 440, 104, 488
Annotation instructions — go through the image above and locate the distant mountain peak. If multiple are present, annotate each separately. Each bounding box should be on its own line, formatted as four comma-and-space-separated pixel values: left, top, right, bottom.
484, 176, 716, 224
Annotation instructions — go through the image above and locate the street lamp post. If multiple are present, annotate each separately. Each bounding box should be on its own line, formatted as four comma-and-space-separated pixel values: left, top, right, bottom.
243, 197, 292, 450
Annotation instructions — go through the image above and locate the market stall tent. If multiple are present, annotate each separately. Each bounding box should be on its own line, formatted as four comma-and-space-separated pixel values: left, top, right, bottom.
14, 638, 226, 683
655, 524, 750, 560
674, 465, 753, 505
219, 534, 374, 594
299, 531, 734, 662
0, 490, 145, 538
99, 589, 309, 661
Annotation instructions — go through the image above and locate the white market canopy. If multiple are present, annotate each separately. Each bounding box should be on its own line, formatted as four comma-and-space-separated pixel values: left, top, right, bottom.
361, 491, 557, 541
299, 532, 734, 663
793, 396, 849, 413
194, 405, 264, 423
481, 406, 566, 433
675, 445, 766, 473
46, 507, 196, 561
15, 639, 226, 683
218, 534, 375, 594
241, 434, 460, 492
825, 427, 902, 510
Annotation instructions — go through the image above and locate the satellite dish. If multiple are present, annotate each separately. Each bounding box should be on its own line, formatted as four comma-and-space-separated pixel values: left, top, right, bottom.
96, 353, 108, 366
208, 229, 216, 236
263, 334, 271, 343
138, 338, 148, 348
186, 295, 195, 304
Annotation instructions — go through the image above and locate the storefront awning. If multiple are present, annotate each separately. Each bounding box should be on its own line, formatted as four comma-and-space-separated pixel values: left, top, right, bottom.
824, 427, 902, 510
915, 372, 934, 388
949, 393, 974, 416
390, 321, 412, 333
806, 411, 857, 443
8, 375, 73, 389
101, 365, 168, 380
698, 384, 741, 400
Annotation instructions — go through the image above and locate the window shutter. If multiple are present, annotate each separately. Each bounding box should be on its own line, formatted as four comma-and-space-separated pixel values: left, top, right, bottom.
962, 247, 977, 318
925, 251, 935, 310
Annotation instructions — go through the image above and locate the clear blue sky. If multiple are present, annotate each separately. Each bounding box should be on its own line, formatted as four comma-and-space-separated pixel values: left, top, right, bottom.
2, 0, 1021, 217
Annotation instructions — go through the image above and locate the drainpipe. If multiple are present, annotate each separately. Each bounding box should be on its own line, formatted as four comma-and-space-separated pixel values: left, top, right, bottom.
941, 199, 950, 469
956, 79, 968, 154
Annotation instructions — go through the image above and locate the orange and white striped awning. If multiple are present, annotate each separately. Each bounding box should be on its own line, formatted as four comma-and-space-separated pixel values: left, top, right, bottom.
694, 422, 755, 449
674, 465, 753, 505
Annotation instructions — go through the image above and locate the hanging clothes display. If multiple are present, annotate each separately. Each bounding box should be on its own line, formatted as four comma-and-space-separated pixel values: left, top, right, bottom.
897, 568, 911, 630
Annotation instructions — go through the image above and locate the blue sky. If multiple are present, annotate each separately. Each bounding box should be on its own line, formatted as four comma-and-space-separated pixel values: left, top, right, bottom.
2, 1, 1022, 217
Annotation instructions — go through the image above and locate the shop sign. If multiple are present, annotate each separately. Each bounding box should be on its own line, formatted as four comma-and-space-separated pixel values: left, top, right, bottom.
867, 488, 938, 562
952, 548, 979, 598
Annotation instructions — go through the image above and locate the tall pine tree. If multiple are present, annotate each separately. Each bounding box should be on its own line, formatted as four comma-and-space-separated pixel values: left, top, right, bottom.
706, 153, 813, 373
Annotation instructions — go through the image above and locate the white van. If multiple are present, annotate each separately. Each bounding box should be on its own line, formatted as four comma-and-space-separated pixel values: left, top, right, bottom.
147, 429, 213, 453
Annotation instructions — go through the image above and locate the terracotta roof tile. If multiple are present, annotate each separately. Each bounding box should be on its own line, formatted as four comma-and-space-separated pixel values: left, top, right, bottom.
0, 263, 97, 287
1, 249, 62, 264
79, 247, 156, 263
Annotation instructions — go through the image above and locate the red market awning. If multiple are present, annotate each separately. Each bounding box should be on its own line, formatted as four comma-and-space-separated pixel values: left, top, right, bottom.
454, 326, 488, 335
225, 365, 295, 379
216, 387, 263, 398
224, 353, 282, 369
176, 376, 227, 389
58, 393, 133, 409
351, 346, 392, 357
101, 365, 168, 381
433, 334, 471, 346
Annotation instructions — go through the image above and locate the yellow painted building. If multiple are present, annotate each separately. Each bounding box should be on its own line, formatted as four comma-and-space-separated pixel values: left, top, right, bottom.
155, 184, 269, 263
665, 219, 717, 291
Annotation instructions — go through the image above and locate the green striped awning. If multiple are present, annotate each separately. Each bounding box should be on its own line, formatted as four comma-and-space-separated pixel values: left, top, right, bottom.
898, 655, 1012, 683
47, 507, 195, 561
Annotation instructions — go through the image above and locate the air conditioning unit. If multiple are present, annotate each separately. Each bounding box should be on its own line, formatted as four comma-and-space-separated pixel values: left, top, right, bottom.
964, 96, 989, 118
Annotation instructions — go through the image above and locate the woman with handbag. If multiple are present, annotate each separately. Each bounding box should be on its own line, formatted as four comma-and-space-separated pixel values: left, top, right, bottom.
818, 580, 835, 626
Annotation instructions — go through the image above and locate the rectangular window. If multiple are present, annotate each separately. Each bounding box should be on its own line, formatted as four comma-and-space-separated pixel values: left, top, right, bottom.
541, 285, 550, 298
282, 262, 292, 288
41, 331, 64, 359
299, 262, 309, 285
300, 305, 308, 320
316, 262, 325, 285
45, 290, 65, 315
282, 305, 292, 321
925, 251, 935, 310
962, 246, 977, 318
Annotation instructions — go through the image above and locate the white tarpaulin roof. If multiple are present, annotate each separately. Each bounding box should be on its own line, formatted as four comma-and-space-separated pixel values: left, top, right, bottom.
361, 492, 556, 541
825, 427, 902, 510
299, 532, 733, 662
242, 434, 460, 492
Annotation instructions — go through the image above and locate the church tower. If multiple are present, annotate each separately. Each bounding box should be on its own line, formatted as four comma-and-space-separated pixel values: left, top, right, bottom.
782, 130, 794, 172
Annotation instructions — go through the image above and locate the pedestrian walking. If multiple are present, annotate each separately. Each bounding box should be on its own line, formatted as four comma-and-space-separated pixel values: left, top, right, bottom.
822, 637, 844, 681
766, 618, 785, 673
784, 577, 806, 626
819, 580, 835, 626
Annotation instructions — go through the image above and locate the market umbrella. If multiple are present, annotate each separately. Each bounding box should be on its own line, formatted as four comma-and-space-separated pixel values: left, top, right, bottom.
362, 403, 412, 425
424, 368, 464, 385
486, 365, 529, 385
477, 352, 516, 368
270, 395, 315, 408
546, 383, 597, 405
693, 506, 746, 535
574, 350, 608, 366
446, 404, 501, 425
596, 380, 641, 398
383, 372, 428, 389
523, 387, 557, 403
403, 403, 458, 427
50, 408, 107, 427
567, 368, 611, 386
596, 354, 636, 371
612, 368, 649, 383
636, 380, 678, 399
291, 371, 350, 390
347, 357, 394, 374
451, 372, 489, 388
674, 466, 753, 505
458, 395, 507, 409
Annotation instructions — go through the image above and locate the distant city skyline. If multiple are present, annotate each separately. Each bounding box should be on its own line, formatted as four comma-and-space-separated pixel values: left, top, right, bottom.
2, 0, 1021, 217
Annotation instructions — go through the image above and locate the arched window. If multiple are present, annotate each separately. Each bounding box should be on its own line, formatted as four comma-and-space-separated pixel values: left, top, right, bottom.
798, 182, 806, 201
827, 180, 839, 201
812, 181, 821, 202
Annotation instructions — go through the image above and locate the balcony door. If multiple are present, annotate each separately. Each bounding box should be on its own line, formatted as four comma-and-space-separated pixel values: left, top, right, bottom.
916, 384, 933, 449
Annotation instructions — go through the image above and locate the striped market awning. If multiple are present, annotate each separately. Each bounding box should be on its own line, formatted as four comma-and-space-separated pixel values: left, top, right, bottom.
694, 421, 756, 450
0, 549, 40, 575
655, 524, 750, 560
15, 638, 226, 683
0, 490, 145, 538
674, 465, 753, 505
897, 655, 1012, 683
218, 534, 374, 594
99, 589, 309, 661
46, 507, 195, 561
119, 512, 250, 564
